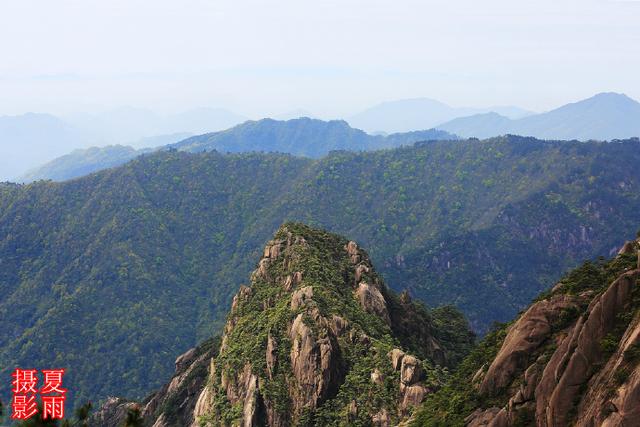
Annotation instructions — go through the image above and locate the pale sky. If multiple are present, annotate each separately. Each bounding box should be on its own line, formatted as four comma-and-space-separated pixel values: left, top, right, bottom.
1, 0, 639, 117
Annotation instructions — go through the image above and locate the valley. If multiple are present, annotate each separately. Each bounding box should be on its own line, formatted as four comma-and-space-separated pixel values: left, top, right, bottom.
1, 136, 639, 412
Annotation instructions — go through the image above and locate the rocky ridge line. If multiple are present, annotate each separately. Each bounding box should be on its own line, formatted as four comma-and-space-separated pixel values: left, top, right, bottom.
465, 239, 640, 427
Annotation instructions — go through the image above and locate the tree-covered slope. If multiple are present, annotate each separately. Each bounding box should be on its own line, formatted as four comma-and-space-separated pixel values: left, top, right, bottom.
1, 136, 640, 409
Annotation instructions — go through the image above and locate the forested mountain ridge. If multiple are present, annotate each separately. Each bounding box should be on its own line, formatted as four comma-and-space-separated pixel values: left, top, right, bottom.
1, 136, 640, 409
169, 117, 454, 156
19, 145, 152, 182
21, 117, 455, 182
413, 236, 640, 426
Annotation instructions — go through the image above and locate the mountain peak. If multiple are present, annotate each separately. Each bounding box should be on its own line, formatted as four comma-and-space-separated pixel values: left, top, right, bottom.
115, 223, 473, 426
437, 92, 640, 140
572, 91, 639, 109
590, 91, 634, 101
169, 118, 454, 159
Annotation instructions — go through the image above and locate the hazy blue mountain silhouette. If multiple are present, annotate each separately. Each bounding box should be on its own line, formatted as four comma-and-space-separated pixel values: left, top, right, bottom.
437, 92, 640, 140
0, 113, 87, 181
348, 98, 531, 133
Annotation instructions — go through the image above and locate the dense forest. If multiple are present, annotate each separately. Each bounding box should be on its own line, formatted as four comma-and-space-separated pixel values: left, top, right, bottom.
1, 136, 640, 409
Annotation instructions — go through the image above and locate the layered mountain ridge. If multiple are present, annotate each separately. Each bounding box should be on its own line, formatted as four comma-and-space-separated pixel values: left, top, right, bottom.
437, 92, 640, 141
20, 118, 454, 182
2, 136, 640, 409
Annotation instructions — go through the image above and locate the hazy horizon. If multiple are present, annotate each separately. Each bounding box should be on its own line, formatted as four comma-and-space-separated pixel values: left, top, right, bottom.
1, 0, 639, 118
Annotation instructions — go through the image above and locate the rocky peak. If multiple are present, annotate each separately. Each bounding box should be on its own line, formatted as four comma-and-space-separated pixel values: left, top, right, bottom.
192, 223, 472, 426
91, 223, 474, 426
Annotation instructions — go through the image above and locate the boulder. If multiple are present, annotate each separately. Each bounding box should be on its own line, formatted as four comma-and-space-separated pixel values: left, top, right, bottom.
290, 286, 313, 311
356, 281, 391, 324
400, 355, 424, 385
389, 348, 406, 371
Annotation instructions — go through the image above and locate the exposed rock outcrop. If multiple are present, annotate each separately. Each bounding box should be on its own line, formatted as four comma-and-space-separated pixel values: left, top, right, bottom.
462, 238, 640, 427
90, 397, 139, 427
479, 293, 578, 396
356, 281, 391, 324
90, 338, 219, 427
575, 316, 640, 426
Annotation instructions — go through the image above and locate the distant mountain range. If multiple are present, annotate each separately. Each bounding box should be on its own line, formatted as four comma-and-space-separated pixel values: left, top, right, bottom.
348, 98, 532, 133
19, 133, 192, 183
7, 92, 640, 181
437, 92, 640, 140
0, 108, 245, 181
0, 113, 87, 181
22, 118, 455, 181
20, 145, 151, 183
170, 117, 454, 157
64, 107, 246, 147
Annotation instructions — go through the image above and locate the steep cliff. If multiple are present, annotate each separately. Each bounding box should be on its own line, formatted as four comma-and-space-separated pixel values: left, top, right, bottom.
414, 236, 640, 426
93, 223, 473, 426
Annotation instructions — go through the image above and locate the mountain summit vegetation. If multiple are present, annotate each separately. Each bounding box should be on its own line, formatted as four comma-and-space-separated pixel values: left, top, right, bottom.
1, 136, 639, 409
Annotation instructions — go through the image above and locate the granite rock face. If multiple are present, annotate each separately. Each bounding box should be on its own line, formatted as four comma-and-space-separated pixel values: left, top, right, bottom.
479, 293, 577, 396
90, 337, 219, 427
465, 239, 640, 427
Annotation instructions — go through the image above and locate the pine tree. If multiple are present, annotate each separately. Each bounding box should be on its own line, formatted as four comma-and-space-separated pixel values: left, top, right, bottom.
123, 406, 143, 427
74, 402, 92, 427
